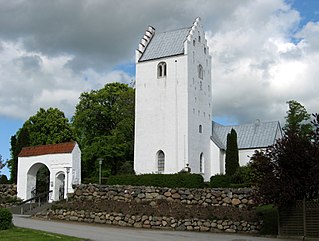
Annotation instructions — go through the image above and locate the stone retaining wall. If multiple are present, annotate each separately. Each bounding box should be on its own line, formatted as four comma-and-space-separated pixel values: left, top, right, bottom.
38, 184, 262, 234
71, 184, 255, 208
0, 184, 17, 207
39, 209, 261, 233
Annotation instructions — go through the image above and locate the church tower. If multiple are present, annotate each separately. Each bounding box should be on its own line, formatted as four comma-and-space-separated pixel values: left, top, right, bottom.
134, 18, 212, 180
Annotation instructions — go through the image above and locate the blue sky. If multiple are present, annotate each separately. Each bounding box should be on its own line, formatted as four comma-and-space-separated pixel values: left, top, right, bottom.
1, 0, 319, 178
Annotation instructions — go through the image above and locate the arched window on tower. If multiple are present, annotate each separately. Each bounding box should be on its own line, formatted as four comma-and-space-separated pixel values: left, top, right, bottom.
199, 153, 204, 173
199, 124, 202, 133
198, 64, 203, 79
157, 62, 167, 78
157, 150, 165, 173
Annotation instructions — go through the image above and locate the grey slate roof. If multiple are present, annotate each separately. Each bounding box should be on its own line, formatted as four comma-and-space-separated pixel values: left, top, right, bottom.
211, 121, 282, 150
139, 27, 191, 62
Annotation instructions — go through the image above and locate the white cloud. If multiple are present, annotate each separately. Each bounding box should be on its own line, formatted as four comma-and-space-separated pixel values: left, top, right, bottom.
0, 41, 133, 119
0, 0, 318, 125
207, 0, 319, 124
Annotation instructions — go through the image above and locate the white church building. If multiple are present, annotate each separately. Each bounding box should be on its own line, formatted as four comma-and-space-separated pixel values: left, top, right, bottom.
134, 18, 281, 181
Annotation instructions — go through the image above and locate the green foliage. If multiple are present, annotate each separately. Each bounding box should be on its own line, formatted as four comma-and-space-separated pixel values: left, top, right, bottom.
0, 154, 5, 175
36, 166, 50, 198
0, 174, 8, 184
8, 108, 74, 183
210, 174, 231, 188
230, 165, 251, 185
256, 205, 278, 235
225, 128, 239, 176
0, 208, 13, 230
250, 113, 319, 206
210, 165, 252, 188
72, 83, 135, 179
284, 100, 312, 138
107, 173, 204, 188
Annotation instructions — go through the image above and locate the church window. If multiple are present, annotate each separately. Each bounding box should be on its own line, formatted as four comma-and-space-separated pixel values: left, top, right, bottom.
200, 81, 202, 90
157, 150, 165, 173
198, 32, 201, 42
157, 62, 167, 78
199, 125, 202, 133
200, 153, 204, 173
204, 47, 206, 54
198, 64, 203, 79
193, 39, 195, 46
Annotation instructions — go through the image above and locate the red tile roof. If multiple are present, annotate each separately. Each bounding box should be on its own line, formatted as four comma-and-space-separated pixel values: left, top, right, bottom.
18, 142, 77, 157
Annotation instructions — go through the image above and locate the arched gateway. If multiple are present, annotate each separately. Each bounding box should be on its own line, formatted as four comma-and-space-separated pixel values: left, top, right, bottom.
17, 142, 81, 203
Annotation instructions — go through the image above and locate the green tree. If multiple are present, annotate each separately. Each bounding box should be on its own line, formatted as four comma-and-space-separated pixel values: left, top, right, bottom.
0, 155, 8, 184
250, 113, 319, 206
284, 100, 312, 138
225, 128, 239, 176
7, 128, 30, 183
0, 155, 5, 174
72, 82, 135, 180
8, 108, 74, 183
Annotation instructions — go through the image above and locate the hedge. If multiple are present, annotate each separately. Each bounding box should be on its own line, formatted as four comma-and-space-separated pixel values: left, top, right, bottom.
0, 208, 13, 230
107, 173, 204, 188
210, 174, 231, 188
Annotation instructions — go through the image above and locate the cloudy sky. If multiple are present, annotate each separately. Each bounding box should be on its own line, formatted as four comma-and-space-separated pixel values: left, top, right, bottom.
1, 0, 319, 176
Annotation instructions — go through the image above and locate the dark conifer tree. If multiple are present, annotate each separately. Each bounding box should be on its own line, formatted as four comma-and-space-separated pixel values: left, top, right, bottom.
225, 128, 239, 176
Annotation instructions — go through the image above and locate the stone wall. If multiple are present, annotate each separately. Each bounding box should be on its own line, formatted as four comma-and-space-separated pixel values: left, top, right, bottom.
38, 184, 262, 234
0, 184, 17, 207
71, 184, 255, 208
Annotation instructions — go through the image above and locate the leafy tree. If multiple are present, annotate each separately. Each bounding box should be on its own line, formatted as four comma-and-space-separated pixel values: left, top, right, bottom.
0, 155, 8, 184
7, 128, 30, 183
250, 114, 319, 206
72, 82, 135, 180
225, 128, 239, 176
0, 155, 5, 175
284, 100, 312, 138
8, 108, 74, 183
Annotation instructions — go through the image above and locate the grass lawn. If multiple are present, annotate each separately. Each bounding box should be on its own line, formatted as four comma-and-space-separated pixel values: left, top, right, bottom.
0, 227, 85, 241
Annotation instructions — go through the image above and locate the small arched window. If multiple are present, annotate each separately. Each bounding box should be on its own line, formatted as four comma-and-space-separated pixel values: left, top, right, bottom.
193, 39, 195, 46
200, 153, 204, 173
198, 64, 203, 79
198, 32, 201, 42
157, 62, 167, 78
199, 124, 202, 133
157, 150, 165, 173
204, 47, 206, 54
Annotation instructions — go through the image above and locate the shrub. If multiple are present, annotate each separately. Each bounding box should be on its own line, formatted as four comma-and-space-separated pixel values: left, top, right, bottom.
0, 208, 13, 230
107, 173, 204, 188
230, 165, 252, 187
210, 174, 231, 188
256, 205, 278, 235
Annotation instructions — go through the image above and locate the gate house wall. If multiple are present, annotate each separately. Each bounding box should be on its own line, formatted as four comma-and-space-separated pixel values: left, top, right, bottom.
17, 142, 81, 202
279, 199, 319, 238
